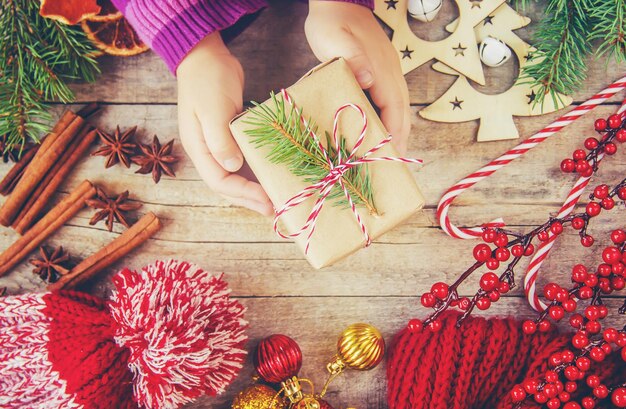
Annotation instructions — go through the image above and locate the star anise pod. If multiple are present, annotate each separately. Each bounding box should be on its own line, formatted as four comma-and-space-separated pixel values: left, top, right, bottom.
86, 187, 142, 232
30, 246, 72, 283
132, 135, 178, 183
92, 126, 137, 168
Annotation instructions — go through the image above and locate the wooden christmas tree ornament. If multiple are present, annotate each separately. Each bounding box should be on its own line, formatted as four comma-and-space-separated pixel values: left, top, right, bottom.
419, 3, 573, 142
374, 0, 506, 84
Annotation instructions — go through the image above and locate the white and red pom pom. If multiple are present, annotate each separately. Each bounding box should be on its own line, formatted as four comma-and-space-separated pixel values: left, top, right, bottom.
109, 259, 247, 409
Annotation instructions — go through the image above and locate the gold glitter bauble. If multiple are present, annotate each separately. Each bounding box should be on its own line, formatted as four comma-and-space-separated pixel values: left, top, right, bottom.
231, 384, 286, 409
337, 323, 385, 370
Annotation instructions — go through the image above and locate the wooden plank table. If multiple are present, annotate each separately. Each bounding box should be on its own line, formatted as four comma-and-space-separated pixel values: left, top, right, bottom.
1, 1, 624, 408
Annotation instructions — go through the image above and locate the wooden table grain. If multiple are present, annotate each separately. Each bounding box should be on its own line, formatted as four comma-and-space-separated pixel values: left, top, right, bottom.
1, 1, 624, 408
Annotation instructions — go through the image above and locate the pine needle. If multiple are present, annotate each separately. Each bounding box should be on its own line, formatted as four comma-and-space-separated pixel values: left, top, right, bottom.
244, 93, 378, 214
0, 0, 100, 152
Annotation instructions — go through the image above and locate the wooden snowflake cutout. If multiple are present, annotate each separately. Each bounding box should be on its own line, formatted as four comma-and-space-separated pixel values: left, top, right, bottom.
374, 0, 506, 84
419, 3, 573, 142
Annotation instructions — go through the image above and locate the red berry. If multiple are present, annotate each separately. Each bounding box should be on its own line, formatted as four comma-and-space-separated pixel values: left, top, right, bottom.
431, 282, 449, 300
571, 217, 585, 230
586, 320, 601, 334
587, 376, 601, 388
601, 197, 615, 209
497, 281, 510, 293
545, 384, 559, 398
551, 221, 564, 235
427, 320, 442, 332
581, 396, 595, 409
549, 306, 565, 321
556, 288, 569, 303
619, 187, 626, 200
544, 283, 560, 301
488, 290, 500, 302
549, 353, 562, 366
612, 387, 626, 407
599, 277, 612, 294
597, 305, 608, 318
524, 243, 535, 256
535, 392, 549, 404
564, 365, 580, 381
485, 258, 499, 270
612, 276, 625, 290
476, 297, 491, 310
608, 114, 622, 129
547, 398, 561, 409
407, 319, 423, 332
572, 332, 589, 349
563, 299, 577, 312
576, 356, 591, 371
538, 230, 549, 241
584, 274, 599, 288
612, 262, 624, 275
618, 333, 626, 347
564, 402, 581, 409
589, 347, 605, 362
594, 118, 608, 131
559, 391, 571, 403
581, 235, 595, 247
617, 128, 626, 142
473, 243, 492, 262
522, 320, 537, 334
573, 149, 587, 161
511, 244, 523, 257
510, 385, 526, 402
603, 246, 622, 264
593, 385, 609, 399
482, 228, 497, 243
565, 382, 577, 393
539, 320, 551, 332
584, 137, 599, 149
597, 263, 612, 276
604, 142, 618, 155
572, 264, 588, 283
593, 184, 609, 199
586, 202, 601, 217
421, 292, 437, 308
585, 306, 599, 320
561, 349, 574, 363
561, 158, 576, 173
480, 272, 499, 291
545, 370, 559, 383
570, 313, 583, 328
494, 233, 509, 248
495, 247, 510, 261
601, 342, 612, 355
578, 286, 593, 299
576, 160, 591, 174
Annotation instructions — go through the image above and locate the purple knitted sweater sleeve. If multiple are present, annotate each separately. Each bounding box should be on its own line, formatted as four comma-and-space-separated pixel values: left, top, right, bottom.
110, 0, 375, 74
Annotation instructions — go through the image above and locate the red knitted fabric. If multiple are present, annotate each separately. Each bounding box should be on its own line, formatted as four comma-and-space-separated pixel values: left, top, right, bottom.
387, 312, 623, 409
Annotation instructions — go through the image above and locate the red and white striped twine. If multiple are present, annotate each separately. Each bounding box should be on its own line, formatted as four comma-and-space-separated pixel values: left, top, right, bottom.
435, 75, 626, 310
274, 89, 422, 254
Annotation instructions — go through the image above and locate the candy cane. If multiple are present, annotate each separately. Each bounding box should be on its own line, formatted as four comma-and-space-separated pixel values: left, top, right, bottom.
437, 76, 626, 240
524, 101, 626, 311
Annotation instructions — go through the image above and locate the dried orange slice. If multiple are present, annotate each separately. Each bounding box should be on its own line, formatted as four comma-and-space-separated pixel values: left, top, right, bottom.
40, 0, 100, 25
81, 17, 149, 57
88, 0, 123, 22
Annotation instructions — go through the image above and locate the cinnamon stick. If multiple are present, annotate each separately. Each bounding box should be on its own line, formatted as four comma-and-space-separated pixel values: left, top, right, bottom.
0, 113, 84, 226
76, 103, 100, 119
0, 180, 96, 276
0, 146, 39, 196
13, 127, 98, 234
48, 212, 162, 291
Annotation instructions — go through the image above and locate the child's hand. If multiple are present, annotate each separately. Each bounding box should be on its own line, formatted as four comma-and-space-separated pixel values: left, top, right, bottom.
177, 33, 273, 216
305, 1, 411, 153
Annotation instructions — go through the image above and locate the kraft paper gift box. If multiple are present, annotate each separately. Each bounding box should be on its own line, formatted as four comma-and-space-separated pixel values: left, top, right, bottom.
230, 58, 425, 269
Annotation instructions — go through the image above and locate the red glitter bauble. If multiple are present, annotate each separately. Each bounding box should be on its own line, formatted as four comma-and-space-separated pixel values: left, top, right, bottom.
254, 334, 303, 383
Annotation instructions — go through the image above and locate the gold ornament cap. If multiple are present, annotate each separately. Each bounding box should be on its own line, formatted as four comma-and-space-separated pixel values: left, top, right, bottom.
336, 323, 385, 370
231, 384, 287, 409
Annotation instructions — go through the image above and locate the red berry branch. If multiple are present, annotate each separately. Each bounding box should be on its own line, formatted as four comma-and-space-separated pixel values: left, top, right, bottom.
406, 112, 626, 406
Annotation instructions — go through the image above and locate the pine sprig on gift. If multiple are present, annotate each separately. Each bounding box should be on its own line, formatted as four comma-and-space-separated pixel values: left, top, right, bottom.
0, 0, 100, 151
244, 92, 377, 214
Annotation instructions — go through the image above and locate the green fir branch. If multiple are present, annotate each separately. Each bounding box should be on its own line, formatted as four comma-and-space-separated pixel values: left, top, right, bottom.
520, 0, 593, 106
589, 0, 626, 64
0, 0, 100, 151
244, 92, 378, 215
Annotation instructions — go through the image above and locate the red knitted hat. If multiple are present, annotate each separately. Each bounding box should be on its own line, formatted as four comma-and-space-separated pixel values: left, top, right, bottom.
387, 312, 623, 409
0, 259, 247, 409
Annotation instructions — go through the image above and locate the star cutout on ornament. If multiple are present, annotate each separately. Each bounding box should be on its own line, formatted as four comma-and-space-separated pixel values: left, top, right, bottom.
483, 15, 494, 25
524, 52, 535, 61
453, 43, 467, 56
450, 97, 463, 110
385, 0, 398, 9
401, 46, 414, 59
470, 0, 482, 8
526, 90, 537, 104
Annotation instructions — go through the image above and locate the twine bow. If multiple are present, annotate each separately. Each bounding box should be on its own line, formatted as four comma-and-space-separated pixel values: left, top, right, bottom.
273, 89, 422, 254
